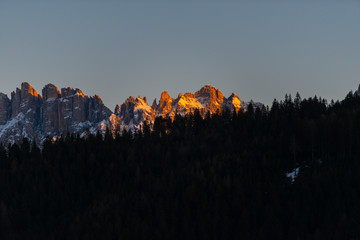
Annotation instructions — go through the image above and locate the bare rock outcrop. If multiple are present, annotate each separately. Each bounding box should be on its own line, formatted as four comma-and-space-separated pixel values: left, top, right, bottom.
0, 93, 10, 125
11, 82, 42, 119
153, 85, 241, 118
42, 84, 61, 136
0, 82, 257, 146
117, 96, 155, 131
225, 93, 241, 112
194, 85, 225, 114
155, 91, 173, 117
0, 82, 116, 146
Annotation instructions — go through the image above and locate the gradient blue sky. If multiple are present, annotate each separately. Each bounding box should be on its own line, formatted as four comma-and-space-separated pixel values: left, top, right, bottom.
1, 1, 359, 110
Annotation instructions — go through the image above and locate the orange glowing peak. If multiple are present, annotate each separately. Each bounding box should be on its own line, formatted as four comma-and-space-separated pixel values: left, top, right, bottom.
74, 89, 86, 97
21, 82, 40, 97
183, 92, 195, 99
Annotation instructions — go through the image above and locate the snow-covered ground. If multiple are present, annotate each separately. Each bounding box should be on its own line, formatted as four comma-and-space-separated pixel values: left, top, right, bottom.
286, 167, 300, 183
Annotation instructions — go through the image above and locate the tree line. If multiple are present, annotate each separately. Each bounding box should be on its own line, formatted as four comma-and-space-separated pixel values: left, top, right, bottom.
1, 91, 360, 239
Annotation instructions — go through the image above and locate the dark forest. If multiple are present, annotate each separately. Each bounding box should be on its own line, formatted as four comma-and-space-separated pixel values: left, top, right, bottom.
1, 91, 360, 240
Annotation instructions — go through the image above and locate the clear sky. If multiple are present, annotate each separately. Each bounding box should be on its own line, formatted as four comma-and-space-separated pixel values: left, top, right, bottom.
1, 1, 359, 110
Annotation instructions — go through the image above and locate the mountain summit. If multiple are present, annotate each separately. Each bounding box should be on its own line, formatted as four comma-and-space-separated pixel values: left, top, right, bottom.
0, 83, 255, 145
0, 82, 118, 145
153, 85, 241, 118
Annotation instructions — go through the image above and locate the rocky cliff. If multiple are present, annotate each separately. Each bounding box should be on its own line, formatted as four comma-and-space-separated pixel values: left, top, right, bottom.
0, 93, 11, 125
116, 85, 248, 133
115, 96, 155, 132
0, 83, 120, 145
0, 83, 260, 145
153, 85, 242, 119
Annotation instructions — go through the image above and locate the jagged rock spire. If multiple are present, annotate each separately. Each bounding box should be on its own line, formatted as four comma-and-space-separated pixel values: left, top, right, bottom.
153, 85, 235, 118
0, 93, 10, 125
0, 83, 114, 146
0, 83, 255, 146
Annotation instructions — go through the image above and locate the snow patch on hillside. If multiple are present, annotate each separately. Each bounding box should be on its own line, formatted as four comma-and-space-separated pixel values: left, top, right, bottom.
286, 167, 300, 183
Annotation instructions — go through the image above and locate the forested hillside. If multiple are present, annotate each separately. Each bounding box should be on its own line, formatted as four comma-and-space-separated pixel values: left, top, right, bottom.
1, 91, 360, 240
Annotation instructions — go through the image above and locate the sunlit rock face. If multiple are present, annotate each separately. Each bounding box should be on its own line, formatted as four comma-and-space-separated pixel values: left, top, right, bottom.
225, 93, 241, 112
11, 82, 42, 119
153, 85, 242, 118
0, 82, 259, 146
116, 96, 155, 132
0, 83, 115, 146
108, 113, 121, 135
7, 82, 43, 143
41, 84, 114, 136
154, 91, 173, 117
194, 85, 225, 114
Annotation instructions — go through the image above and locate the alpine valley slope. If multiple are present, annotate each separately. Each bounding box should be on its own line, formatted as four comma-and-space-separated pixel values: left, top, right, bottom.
0, 83, 262, 146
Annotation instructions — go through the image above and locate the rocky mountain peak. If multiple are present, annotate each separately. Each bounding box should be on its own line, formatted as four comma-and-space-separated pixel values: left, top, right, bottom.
126, 96, 136, 104
0, 93, 10, 125
118, 97, 136, 125
157, 91, 173, 116
1, 83, 43, 144
0, 93, 8, 98
152, 99, 157, 109
10, 82, 42, 118
194, 85, 225, 114
136, 96, 144, 103
183, 92, 195, 99
229, 93, 238, 98
21, 82, 40, 97
42, 83, 61, 100
75, 89, 86, 97
61, 87, 73, 97
153, 85, 244, 118
0, 83, 117, 146
195, 84, 217, 97
216, 89, 225, 102
195, 85, 222, 102
114, 105, 121, 115
93, 95, 102, 102
159, 91, 172, 103
226, 93, 241, 112
356, 84, 360, 96
117, 95, 155, 128
0, 83, 260, 146
60, 87, 86, 98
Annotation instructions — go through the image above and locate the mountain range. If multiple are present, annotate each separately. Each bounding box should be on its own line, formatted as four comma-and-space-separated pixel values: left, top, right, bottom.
0, 83, 262, 146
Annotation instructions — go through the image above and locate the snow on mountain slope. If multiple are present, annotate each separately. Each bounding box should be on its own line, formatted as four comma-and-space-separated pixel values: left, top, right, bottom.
154, 85, 243, 118
115, 96, 155, 133
0, 83, 119, 146
0, 83, 263, 146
